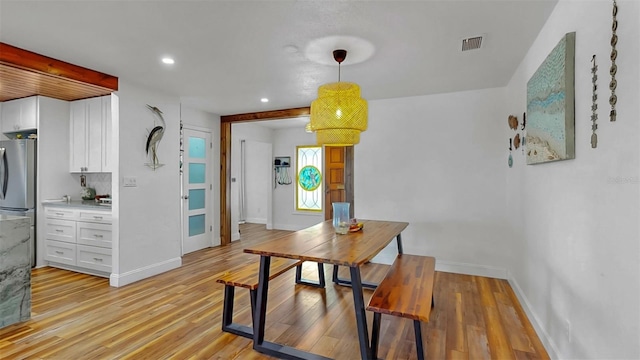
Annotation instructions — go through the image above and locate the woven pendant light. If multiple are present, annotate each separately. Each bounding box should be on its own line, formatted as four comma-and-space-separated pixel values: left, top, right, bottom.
310, 49, 368, 145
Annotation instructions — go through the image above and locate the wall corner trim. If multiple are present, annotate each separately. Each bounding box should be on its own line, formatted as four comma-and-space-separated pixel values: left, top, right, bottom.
507, 271, 560, 359
109, 257, 182, 287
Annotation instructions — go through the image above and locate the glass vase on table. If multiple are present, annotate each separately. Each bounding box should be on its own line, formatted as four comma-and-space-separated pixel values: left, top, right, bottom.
332, 202, 350, 234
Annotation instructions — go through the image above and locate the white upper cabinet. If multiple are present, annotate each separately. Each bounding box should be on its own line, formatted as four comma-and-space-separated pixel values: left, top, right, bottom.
70, 95, 112, 173
1, 96, 38, 133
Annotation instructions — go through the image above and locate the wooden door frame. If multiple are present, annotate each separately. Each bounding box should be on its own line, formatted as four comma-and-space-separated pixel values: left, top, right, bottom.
219, 107, 311, 245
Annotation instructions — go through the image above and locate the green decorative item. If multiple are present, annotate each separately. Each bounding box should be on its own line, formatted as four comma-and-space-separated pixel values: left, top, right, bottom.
298, 165, 322, 191
81, 186, 96, 200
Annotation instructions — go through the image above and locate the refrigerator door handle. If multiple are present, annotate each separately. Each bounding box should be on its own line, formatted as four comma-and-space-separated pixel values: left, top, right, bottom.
0, 147, 7, 200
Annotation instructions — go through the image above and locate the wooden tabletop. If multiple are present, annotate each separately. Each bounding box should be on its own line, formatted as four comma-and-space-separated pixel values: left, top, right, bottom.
244, 220, 409, 267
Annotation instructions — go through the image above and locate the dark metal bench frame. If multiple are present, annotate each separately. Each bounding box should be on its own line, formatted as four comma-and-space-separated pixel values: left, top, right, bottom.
220, 261, 325, 339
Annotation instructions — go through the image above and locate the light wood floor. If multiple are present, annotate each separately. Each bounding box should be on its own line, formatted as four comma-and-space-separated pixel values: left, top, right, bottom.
0, 223, 549, 359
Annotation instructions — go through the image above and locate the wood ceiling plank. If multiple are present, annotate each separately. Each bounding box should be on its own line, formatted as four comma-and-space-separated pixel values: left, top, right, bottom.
0, 42, 118, 91
0, 64, 113, 102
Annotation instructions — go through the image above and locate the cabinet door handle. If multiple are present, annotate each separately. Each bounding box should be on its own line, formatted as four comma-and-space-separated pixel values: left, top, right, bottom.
93, 257, 103, 262
93, 216, 103, 220
55, 251, 64, 255
56, 212, 65, 216
94, 234, 103, 238
55, 229, 64, 232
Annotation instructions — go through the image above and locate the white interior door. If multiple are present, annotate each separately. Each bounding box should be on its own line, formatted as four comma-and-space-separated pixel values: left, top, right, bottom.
182, 128, 212, 254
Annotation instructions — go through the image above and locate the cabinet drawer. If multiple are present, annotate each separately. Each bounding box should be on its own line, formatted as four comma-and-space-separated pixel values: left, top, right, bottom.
44, 240, 76, 266
77, 245, 111, 273
78, 211, 112, 224
77, 222, 112, 248
45, 207, 77, 220
44, 219, 76, 243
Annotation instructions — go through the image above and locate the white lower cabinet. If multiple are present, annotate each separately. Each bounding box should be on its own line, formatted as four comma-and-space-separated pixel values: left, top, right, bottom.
76, 245, 111, 273
44, 240, 76, 266
43, 206, 112, 276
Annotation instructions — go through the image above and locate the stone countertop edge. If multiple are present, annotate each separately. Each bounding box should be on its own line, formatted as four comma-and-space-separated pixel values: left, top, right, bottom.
42, 200, 112, 210
0, 214, 31, 222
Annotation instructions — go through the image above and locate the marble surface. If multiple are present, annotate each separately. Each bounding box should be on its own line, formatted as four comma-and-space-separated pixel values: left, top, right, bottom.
42, 199, 111, 209
0, 215, 31, 329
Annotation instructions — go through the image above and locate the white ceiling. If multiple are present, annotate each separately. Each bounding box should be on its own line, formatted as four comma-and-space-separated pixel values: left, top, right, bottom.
0, 0, 558, 117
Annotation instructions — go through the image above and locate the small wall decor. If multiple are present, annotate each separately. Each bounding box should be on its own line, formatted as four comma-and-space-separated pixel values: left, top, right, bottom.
508, 139, 513, 168
521, 112, 526, 154
591, 55, 599, 148
526, 32, 576, 165
508, 115, 519, 130
145, 104, 166, 170
609, 0, 618, 122
514, 133, 521, 150
274, 156, 292, 186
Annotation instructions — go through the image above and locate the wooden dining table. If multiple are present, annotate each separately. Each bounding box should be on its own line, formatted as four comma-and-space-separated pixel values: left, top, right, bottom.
244, 219, 409, 360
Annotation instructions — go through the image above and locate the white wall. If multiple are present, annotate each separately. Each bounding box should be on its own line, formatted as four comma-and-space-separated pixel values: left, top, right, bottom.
230, 123, 323, 233
356, 88, 511, 277
272, 127, 324, 230
110, 81, 182, 287
244, 140, 271, 224
231, 123, 273, 239
504, 1, 640, 358
181, 106, 221, 247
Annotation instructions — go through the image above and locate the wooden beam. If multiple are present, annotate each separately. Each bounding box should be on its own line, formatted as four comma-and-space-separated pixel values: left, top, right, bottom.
220, 122, 232, 245
221, 107, 310, 123
0, 42, 118, 91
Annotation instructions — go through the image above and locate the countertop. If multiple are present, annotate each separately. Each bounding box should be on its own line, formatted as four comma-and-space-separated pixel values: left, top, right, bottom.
42, 200, 112, 210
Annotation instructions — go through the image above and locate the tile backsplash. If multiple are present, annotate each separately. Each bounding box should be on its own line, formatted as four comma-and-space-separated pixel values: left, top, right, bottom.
71, 173, 112, 196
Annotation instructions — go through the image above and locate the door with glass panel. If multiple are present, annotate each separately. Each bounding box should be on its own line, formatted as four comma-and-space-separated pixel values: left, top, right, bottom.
182, 128, 212, 254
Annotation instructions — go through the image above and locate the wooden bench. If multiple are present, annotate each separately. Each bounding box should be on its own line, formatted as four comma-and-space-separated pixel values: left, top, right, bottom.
366, 254, 436, 360
216, 258, 325, 338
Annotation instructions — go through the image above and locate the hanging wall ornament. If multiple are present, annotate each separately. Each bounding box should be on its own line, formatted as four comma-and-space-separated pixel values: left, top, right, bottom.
521, 112, 526, 154
590, 55, 599, 148
609, 0, 618, 122
508, 138, 513, 168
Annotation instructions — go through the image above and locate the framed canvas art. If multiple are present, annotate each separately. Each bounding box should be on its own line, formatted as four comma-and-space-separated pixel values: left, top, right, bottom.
526, 32, 576, 165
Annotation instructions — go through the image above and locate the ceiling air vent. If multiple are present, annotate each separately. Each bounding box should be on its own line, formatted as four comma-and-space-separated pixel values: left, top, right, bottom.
462, 36, 483, 51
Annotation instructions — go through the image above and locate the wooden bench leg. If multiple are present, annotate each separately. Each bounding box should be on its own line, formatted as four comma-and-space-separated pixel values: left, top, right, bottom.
220, 285, 254, 339
371, 312, 382, 360
295, 262, 326, 288
413, 320, 425, 360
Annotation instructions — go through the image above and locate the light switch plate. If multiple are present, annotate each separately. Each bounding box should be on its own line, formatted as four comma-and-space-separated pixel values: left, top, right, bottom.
123, 177, 137, 187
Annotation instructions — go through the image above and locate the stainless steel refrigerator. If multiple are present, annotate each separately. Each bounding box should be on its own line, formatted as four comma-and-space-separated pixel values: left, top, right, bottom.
0, 139, 36, 266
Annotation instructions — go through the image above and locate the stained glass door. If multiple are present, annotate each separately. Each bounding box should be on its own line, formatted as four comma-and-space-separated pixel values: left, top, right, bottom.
182, 128, 212, 254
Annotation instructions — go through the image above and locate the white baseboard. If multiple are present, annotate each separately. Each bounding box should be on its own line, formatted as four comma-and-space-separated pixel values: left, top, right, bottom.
507, 272, 560, 359
272, 223, 304, 231
435, 259, 508, 279
245, 217, 267, 224
109, 257, 181, 287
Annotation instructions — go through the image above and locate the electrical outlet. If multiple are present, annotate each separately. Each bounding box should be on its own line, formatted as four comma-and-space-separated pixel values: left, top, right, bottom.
123, 177, 137, 187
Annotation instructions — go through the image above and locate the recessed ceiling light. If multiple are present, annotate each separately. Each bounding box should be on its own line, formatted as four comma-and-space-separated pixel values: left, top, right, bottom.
261, 98, 269, 103
162, 57, 175, 65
